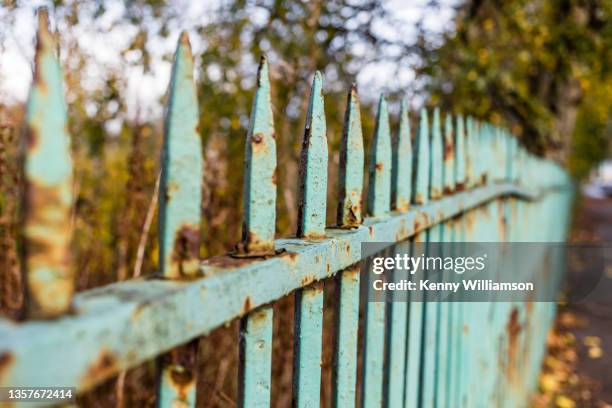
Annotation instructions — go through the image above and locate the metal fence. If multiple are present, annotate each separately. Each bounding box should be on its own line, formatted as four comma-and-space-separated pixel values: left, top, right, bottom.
0, 10, 574, 408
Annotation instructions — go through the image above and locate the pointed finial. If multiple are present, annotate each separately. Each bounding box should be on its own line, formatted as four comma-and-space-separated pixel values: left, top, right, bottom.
21, 7, 74, 318
413, 108, 430, 205
366, 95, 392, 217
392, 99, 412, 211
297, 71, 327, 238
237, 55, 277, 256
337, 83, 364, 227
158, 30, 202, 278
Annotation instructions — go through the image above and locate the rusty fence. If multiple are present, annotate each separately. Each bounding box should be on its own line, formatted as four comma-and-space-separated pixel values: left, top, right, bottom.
0, 10, 574, 408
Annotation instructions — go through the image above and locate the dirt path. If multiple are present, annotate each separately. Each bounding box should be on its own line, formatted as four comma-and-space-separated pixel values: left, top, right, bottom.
534, 196, 612, 407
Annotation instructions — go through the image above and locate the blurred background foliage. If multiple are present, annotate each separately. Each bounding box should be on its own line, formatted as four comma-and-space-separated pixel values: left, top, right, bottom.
0, 0, 610, 314
0, 0, 610, 405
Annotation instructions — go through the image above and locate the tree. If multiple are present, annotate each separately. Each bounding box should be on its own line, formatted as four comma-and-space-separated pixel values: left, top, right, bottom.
417, 0, 611, 171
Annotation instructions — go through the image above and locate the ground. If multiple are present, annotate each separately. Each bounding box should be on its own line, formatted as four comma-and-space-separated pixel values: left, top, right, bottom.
533, 196, 612, 408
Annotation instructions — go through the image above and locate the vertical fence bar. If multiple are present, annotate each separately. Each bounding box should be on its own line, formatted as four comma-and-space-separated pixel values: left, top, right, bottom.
293, 72, 327, 408
156, 32, 202, 408
336, 84, 364, 227
443, 114, 455, 195
237, 56, 277, 256
455, 115, 466, 191
384, 100, 412, 407
332, 85, 364, 408
21, 8, 74, 319
421, 108, 443, 408
392, 100, 412, 211
366, 96, 392, 218
414, 109, 430, 204
405, 109, 430, 407
238, 307, 274, 408
362, 95, 391, 408
440, 114, 456, 408
237, 56, 277, 407
429, 108, 443, 200
158, 33, 203, 280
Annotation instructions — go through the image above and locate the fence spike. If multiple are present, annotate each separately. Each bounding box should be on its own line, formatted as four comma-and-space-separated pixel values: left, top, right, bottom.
158, 32, 202, 279
413, 108, 430, 204
237, 55, 277, 255
392, 100, 412, 211
454, 115, 466, 190
443, 113, 455, 194
465, 116, 474, 188
21, 8, 74, 319
430, 107, 443, 199
366, 95, 391, 217
337, 84, 364, 227
297, 71, 327, 238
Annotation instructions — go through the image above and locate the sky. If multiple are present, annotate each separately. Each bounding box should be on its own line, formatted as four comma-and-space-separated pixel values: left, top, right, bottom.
0, 0, 460, 122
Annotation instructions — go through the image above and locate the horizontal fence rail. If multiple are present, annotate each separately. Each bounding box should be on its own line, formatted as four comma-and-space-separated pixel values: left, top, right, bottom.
0, 9, 574, 408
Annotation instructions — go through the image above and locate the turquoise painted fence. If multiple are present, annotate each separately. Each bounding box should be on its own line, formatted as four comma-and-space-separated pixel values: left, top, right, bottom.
0, 10, 574, 408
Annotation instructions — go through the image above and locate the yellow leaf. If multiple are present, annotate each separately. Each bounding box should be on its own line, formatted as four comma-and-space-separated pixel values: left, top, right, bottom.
583, 336, 601, 347
588, 346, 603, 359
556, 395, 575, 408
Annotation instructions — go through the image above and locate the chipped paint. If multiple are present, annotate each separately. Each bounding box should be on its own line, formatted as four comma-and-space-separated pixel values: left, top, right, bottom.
337, 85, 364, 227
366, 96, 391, 217
297, 72, 328, 239
430, 108, 443, 199
239, 56, 277, 256
413, 108, 430, 205
392, 100, 412, 211
158, 32, 203, 279
21, 8, 74, 319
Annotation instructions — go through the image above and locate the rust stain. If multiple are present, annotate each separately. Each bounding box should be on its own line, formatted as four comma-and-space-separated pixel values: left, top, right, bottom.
301, 275, 316, 286
443, 141, 454, 161
443, 186, 454, 195
171, 224, 201, 277
203, 254, 254, 268
166, 364, 196, 403
242, 296, 252, 314
375, 162, 383, 171
0, 352, 13, 384
234, 230, 275, 257
506, 308, 522, 380
455, 182, 465, 192
368, 225, 374, 238
83, 349, 118, 386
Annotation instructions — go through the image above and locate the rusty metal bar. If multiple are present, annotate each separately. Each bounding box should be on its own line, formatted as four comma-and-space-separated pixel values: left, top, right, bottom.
237, 55, 277, 256
237, 55, 276, 407
362, 94, 392, 408
454, 115, 466, 191
336, 85, 364, 227
238, 307, 273, 408
293, 72, 327, 408
332, 265, 360, 408
366, 95, 391, 218
414, 109, 430, 205
331, 85, 365, 408
21, 8, 74, 319
155, 32, 202, 408
442, 114, 455, 195
392, 100, 412, 211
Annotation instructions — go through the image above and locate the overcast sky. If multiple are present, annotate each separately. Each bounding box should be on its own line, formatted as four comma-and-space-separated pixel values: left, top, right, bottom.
0, 0, 459, 121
